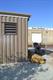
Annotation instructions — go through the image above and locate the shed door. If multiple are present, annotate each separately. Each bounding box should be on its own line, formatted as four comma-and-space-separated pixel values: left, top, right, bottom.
32, 33, 42, 43
4, 22, 17, 63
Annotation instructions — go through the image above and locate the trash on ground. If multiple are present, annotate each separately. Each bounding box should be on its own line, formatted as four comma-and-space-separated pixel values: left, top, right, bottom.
31, 54, 46, 64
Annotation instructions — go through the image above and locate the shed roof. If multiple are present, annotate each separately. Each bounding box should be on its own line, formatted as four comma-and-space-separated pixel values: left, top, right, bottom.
0, 12, 31, 19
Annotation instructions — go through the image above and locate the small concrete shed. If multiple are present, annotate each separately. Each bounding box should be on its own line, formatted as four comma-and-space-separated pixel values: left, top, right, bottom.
0, 12, 30, 63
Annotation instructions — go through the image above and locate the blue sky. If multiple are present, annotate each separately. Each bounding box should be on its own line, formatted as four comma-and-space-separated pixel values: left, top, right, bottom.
0, 0, 53, 28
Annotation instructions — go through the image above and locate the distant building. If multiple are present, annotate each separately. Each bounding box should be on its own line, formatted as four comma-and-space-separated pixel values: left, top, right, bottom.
28, 27, 53, 47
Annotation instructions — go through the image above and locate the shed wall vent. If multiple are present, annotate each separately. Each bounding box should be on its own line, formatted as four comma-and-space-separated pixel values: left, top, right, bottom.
5, 22, 17, 34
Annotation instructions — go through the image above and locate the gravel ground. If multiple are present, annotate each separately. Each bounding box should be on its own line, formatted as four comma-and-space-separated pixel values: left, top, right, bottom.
0, 55, 53, 80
